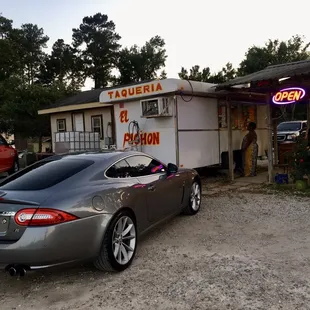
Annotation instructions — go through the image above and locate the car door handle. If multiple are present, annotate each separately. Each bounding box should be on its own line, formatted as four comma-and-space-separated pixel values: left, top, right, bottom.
148, 185, 155, 191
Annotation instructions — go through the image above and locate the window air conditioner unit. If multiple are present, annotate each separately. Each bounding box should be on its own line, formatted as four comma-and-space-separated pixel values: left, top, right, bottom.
140, 97, 172, 118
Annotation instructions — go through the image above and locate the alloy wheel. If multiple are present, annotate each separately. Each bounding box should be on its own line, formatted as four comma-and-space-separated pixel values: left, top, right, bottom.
112, 216, 136, 265
190, 182, 201, 211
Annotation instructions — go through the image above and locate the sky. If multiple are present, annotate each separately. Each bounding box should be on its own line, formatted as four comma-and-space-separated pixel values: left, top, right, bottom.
2, 0, 310, 90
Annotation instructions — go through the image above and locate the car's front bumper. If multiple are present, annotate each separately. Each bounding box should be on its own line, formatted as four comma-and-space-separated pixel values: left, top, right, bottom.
0, 213, 113, 269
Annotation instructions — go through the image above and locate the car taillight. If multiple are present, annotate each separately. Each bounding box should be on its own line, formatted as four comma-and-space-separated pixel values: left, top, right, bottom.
15, 208, 78, 226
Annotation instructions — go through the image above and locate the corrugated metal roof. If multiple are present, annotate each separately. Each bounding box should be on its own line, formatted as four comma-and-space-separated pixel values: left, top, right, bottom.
217, 59, 310, 88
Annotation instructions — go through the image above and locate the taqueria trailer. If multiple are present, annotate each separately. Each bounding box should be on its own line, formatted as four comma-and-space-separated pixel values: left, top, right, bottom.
99, 78, 268, 169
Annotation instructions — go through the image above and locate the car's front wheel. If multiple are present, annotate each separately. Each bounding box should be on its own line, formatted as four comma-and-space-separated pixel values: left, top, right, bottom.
94, 210, 137, 272
183, 181, 201, 215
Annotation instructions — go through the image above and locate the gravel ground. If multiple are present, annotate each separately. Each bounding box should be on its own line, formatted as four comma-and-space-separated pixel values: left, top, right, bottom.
1, 188, 310, 310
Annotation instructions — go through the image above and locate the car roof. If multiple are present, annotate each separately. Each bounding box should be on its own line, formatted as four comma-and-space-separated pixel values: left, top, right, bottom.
45, 150, 147, 162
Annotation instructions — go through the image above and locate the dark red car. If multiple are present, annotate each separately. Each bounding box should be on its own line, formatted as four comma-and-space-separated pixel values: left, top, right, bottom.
0, 135, 19, 175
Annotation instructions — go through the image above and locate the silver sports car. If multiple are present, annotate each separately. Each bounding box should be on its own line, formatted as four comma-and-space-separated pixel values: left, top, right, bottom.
0, 151, 201, 276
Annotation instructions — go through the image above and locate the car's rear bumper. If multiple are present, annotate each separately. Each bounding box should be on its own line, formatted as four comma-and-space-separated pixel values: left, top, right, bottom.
0, 213, 113, 269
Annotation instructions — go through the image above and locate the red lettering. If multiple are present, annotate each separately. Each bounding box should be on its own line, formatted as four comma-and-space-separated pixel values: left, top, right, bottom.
136, 86, 142, 95
128, 88, 135, 96
151, 84, 155, 92
123, 131, 160, 147
123, 133, 130, 147
143, 85, 150, 93
147, 134, 153, 145
121, 89, 127, 97
140, 133, 147, 145
152, 132, 160, 145
119, 110, 129, 123
155, 83, 163, 91
108, 91, 113, 99
115, 91, 120, 98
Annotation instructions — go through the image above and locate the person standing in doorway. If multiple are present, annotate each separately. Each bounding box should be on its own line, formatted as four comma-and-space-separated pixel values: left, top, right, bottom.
241, 122, 258, 177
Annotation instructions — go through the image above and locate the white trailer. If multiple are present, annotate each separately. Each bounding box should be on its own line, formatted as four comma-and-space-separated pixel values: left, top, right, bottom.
99, 79, 220, 169
99, 78, 268, 169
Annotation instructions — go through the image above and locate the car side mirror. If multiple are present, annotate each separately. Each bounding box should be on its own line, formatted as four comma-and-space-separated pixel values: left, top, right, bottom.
167, 163, 178, 174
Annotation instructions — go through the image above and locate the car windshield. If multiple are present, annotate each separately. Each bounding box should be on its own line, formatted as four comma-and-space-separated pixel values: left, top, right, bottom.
277, 122, 302, 132
0, 157, 94, 191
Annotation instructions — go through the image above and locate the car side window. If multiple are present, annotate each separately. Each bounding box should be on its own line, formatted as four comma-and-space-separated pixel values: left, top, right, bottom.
126, 156, 166, 177
106, 159, 131, 178
303, 123, 307, 130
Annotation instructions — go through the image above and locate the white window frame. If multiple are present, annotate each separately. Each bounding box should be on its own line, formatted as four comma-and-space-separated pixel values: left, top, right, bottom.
91, 115, 103, 138
56, 119, 66, 132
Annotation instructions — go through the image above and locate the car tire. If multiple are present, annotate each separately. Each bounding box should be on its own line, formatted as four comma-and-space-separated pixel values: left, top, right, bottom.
183, 180, 201, 215
8, 158, 19, 175
94, 210, 137, 272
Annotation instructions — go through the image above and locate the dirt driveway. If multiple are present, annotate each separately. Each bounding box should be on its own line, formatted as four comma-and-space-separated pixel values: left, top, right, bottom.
1, 187, 310, 310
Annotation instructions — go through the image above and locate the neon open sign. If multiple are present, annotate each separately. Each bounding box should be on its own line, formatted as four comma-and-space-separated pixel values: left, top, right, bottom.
272, 87, 306, 105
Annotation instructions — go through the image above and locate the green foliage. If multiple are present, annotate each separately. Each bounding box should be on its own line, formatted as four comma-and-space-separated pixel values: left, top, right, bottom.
72, 13, 121, 88
178, 62, 236, 83
115, 36, 167, 85
289, 137, 310, 181
0, 15, 81, 145
0, 83, 68, 138
239, 35, 310, 76
37, 39, 85, 90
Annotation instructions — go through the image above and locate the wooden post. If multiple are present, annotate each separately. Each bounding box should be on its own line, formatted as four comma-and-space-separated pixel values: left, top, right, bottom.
266, 95, 274, 183
307, 100, 310, 136
272, 106, 278, 165
226, 97, 234, 181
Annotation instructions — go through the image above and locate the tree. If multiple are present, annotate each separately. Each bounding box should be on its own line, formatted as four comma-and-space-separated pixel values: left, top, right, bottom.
0, 15, 21, 82
238, 35, 310, 76
178, 62, 236, 83
38, 39, 85, 91
0, 14, 77, 150
0, 14, 12, 39
8, 23, 49, 85
0, 83, 70, 145
160, 70, 167, 79
178, 65, 211, 82
115, 36, 167, 85
72, 13, 121, 88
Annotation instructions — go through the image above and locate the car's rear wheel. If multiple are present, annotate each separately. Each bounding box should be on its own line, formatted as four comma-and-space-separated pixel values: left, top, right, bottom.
183, 181, 201, 215
94, 210, 137, 272
8, 158, 19, 175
